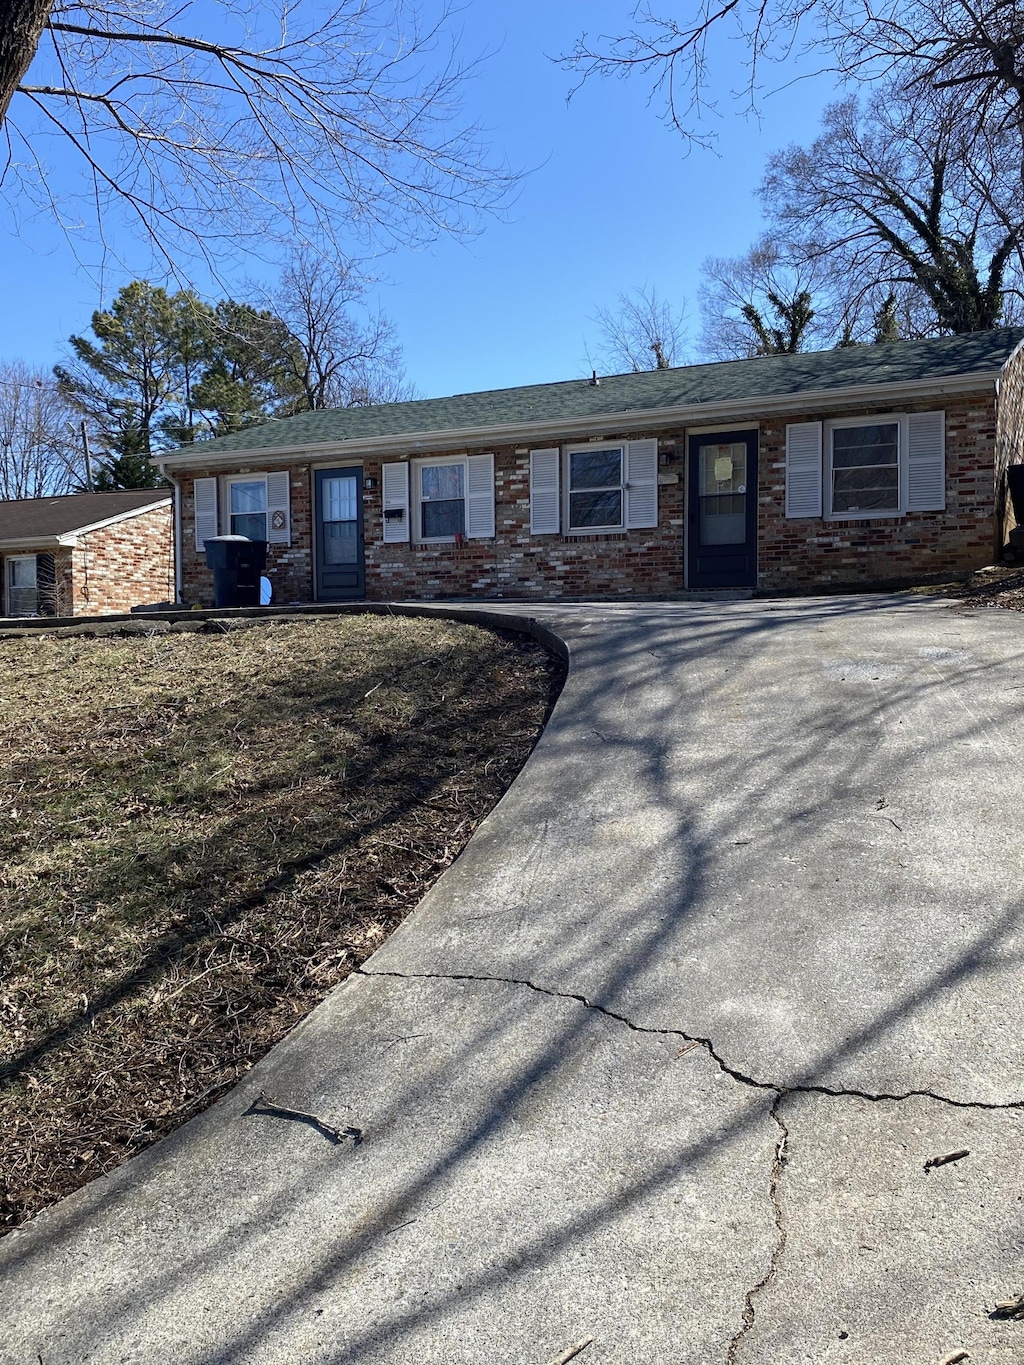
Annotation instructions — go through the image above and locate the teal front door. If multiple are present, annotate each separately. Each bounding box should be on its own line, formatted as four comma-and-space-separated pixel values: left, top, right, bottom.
315, 467, 365, 600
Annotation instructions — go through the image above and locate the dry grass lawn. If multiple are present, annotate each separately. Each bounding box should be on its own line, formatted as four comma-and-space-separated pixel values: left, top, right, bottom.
0, 613, 562, 1234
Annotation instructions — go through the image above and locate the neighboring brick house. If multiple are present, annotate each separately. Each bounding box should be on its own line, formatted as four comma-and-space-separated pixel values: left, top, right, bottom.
158, 329, 1024, 604
0, 490, 174, 617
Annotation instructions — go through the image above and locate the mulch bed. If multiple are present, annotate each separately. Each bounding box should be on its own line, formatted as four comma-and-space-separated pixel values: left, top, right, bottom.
0, 614, 564, 1234
947, 566, 1024, 612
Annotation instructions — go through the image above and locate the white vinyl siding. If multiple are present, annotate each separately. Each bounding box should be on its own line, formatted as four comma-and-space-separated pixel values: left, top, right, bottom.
530, 448, 560, 534
381, 461, 410, 543
194, 477, 219, 550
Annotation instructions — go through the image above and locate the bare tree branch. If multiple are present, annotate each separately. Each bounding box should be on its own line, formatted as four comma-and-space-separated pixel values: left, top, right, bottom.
1, 0, 517, 279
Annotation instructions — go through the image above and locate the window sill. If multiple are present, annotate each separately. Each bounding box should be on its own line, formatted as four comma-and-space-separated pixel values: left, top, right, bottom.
564, 526, 626, 538
824, 510, 904, 523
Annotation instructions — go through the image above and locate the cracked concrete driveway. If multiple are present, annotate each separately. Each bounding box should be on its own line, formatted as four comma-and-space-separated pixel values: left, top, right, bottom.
3, 594, 1024, 1365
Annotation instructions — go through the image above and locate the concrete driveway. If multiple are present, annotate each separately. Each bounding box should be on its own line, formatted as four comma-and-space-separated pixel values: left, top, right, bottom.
3, 595, 1024, 1364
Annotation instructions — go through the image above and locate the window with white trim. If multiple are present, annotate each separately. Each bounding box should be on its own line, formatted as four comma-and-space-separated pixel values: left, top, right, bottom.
785, 411, 946, 522
565, 445, 625, 532
414, 457, 467, 541
227, 477, 268, 539
827, 419, 900, 517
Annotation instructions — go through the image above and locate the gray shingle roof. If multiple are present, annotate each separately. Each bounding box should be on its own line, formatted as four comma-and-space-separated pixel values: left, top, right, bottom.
166, 328, 1024, 460
0, 489, 170, 543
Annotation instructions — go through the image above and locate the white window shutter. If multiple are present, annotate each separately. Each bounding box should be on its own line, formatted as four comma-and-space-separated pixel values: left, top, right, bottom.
625, 439, 659, 529
265, 471, 291, 545
382, 462, 410, 543
906, 411, 945, 512
530, 448, 560, 534
194, 477, 218, 550
466, 453, 495, 539
786, 422, 823, 518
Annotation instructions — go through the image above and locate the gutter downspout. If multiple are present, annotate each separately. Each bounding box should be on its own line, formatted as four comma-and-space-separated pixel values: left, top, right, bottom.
158, 464, 183, 602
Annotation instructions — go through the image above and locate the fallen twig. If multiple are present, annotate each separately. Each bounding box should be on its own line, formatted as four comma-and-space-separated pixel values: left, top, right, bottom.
990, 1292, 1024, 1320
939, 1352, 969, 1364
247, 1092, 363, 1146
924, 1149, 970, 1173
544, 1338, 594, 1365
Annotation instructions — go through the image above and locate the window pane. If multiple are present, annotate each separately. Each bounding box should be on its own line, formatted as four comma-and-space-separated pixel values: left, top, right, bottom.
832, 425, 898, 469
570, 449, 622, 490
230, 480, 267, 514
9, 558, 37, 587
570, 489, 622, 528
832, 486, 901, 513
421, 464, 464, 500
834, 467, 900, 495
323, 521, 359, 564
422, 499, 465, 538
231, 512, 267, 540
324, 476, 357, 522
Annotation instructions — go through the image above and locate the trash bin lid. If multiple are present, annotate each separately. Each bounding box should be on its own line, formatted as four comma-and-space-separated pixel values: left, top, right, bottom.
204, 534, 253, 542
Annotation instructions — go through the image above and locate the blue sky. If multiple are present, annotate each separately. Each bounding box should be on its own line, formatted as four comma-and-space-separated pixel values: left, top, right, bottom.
0, 1, 842, 399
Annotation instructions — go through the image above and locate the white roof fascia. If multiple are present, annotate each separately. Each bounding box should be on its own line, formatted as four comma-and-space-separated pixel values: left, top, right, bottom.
157, 370, 1002, 470
0, 535, 65, 551
64, 498, 172, 538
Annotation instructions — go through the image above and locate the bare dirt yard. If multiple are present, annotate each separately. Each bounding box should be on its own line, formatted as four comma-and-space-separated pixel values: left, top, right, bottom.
0, 613, 563, 1234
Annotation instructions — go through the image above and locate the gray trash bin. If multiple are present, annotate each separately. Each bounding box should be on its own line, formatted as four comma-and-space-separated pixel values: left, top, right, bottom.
204, 535, 268, 608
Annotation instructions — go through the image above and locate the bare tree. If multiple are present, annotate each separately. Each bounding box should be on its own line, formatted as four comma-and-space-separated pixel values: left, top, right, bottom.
3, 0, 516, 276
762, 77, 1024, 334
588, 285, 688, 373
267, 253, 415, 410
0, 362, 83, 499
699, 238, 842, 358
563, 0, 1024, 151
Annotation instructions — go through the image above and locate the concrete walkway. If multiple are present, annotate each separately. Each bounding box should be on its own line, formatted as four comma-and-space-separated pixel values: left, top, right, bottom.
3, 595, 1024, 1364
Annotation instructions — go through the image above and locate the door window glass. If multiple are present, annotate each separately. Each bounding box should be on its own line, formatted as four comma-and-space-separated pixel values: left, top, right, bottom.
323, 522, 359, 564
323, 476, 358, 523
698, 443, 747, 545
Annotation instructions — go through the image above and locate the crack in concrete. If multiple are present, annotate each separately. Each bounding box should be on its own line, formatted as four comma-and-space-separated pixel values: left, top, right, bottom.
355, 965, 1023, 1361
725, 1096, 789, 1365
354, 966, 1024, 1113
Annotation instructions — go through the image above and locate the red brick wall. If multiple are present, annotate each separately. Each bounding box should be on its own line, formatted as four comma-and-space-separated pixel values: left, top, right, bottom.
178, 465, 313, 606
364, 440, 686, 600
71, 504, 175, 615
175, 389, 1003, 603
757, 392, 999, 590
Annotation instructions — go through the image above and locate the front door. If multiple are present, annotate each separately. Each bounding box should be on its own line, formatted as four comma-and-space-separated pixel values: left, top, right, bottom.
687, 430, 758, 589
315, 467, 365, 600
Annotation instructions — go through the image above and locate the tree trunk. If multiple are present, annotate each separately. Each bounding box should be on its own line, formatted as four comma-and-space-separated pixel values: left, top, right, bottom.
0, 0, 53, 124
